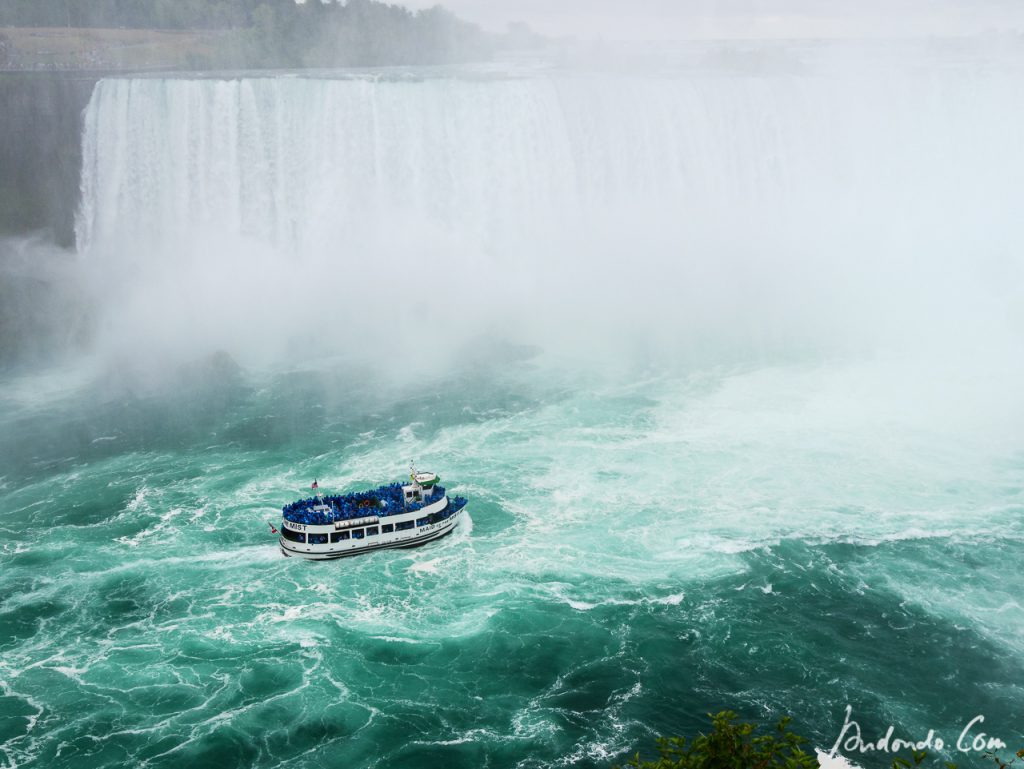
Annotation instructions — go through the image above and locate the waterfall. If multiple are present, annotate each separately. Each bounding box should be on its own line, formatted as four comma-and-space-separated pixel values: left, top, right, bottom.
74, 68, 1024, 366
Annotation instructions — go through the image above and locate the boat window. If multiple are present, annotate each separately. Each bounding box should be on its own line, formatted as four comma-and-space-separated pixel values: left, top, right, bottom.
282, 528, 306, 543
331, 530, 350, 542
309, 534, 328, 545
365, 526, 379, 536
395, 520, 415, 531
416, 517, 429, 527
352, 529, 365, 539
381, 524, 394, 533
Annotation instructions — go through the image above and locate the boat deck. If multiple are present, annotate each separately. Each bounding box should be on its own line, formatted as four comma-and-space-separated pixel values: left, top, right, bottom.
282, 482, 458, 526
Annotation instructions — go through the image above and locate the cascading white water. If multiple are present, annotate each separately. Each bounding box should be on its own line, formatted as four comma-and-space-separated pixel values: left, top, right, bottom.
75, 65, 1024, 368
78, 72, 1022, 251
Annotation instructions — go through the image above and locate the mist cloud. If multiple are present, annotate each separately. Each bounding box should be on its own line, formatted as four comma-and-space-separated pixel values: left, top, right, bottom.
399, 0, 1024, 40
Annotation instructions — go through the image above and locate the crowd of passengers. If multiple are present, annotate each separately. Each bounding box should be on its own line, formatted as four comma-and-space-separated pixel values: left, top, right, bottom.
282, 482, 448, 526
288, 497, 469, 545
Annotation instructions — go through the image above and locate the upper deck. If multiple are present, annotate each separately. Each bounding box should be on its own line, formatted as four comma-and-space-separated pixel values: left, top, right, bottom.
282, 481, 446, 526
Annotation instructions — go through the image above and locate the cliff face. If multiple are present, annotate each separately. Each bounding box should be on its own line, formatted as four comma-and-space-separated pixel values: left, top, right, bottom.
0, 72, 97, 246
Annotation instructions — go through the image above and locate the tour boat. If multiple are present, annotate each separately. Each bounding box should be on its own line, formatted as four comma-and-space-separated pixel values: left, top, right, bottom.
278, 469, 467, 560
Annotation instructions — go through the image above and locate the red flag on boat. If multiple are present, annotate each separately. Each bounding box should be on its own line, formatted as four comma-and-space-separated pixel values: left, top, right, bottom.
312, 479, 318, 490
268, 521, 278, 534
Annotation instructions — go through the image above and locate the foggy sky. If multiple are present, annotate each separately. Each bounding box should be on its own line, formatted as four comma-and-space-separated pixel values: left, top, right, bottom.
401, 0, 1024, 40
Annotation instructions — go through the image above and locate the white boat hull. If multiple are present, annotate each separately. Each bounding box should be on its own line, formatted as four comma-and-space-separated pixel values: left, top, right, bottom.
279, 504, 464, 561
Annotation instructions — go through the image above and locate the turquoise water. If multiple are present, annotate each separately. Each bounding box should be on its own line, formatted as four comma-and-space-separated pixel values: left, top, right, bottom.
1, 358, 1022, 768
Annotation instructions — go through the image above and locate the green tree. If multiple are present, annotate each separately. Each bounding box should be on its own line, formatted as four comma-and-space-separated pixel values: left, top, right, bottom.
617, 711, 819, 769
617, 713, 1023, 769
948, 747, 1024, 769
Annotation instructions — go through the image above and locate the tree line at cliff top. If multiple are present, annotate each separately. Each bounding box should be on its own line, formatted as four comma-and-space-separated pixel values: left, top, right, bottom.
0, 0, 529, 67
